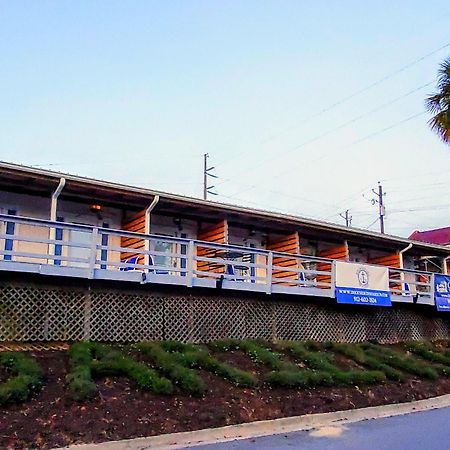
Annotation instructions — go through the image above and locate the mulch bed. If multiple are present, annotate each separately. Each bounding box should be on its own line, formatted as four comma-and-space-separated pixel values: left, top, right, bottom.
2, 349, 450, 449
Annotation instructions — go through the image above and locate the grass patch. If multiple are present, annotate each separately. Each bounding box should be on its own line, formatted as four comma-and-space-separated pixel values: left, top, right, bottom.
0, 352, 43, 405
67, 342, 173, 400
361, 343, 438, 380
282, 342, 386, 386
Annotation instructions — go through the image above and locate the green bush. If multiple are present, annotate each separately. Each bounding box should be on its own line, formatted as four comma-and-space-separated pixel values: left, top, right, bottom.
330, 343, 404, 381
66, 342, 173, 400
283, 342, 386, 386
361, 343, 438, 380
407, 341, 450, 366
154, 341, 257, 388
0, 352, 43, 405
208, 339, 242, 352
135, 343, 205, 395
210, 339, 344, 388
210, 339, 296, 371
66, 342, 96, 401
265, 368, 334, 388
189, 349, 256, 387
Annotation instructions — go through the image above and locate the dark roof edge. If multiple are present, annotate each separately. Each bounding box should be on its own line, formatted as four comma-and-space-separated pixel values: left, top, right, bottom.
1, 160, 449, 255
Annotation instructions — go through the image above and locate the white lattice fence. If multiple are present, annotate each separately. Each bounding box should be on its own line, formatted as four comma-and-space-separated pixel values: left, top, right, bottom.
89, 290, 164, 342
0, 284, 85, 341
1, 280, 449, 343
164, 295, 275, 342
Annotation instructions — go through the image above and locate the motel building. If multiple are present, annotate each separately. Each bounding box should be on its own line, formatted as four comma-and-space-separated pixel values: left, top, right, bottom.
1, 161, 450, 345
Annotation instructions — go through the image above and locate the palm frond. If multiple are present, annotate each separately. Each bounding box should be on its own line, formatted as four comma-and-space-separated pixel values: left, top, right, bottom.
426, 57, 450, 144
428, 109, 450, 144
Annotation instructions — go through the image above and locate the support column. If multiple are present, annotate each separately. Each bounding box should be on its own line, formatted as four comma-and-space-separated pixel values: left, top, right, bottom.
48, 178, 65, 264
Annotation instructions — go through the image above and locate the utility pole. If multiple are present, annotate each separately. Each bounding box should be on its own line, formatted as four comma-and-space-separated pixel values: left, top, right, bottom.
203, 153, 218, 200
371, 181, 386, 233
339, 209, 352, 227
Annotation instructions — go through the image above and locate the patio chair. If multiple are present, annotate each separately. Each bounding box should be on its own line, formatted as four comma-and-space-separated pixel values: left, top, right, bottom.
120, 255, 139, 271
226, 263, 236, 281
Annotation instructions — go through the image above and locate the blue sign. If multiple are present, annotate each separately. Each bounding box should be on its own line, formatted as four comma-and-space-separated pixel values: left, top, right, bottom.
434, 274, 450, 312
335, 287, 392, 307
334, 262, 392, 307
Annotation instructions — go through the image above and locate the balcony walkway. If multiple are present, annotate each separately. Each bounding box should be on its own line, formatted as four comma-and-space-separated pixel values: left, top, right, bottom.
0, 214, 435, 305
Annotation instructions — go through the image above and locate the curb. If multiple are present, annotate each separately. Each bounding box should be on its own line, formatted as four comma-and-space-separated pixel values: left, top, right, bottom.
60, 393, 450, 450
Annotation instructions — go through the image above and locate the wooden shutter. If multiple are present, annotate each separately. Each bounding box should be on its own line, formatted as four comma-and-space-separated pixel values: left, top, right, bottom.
317, 243, 349, 287
196, 220, 228, 273
368, 252, 401, 268
120, 210, 146, 263
267, 232, 300, 281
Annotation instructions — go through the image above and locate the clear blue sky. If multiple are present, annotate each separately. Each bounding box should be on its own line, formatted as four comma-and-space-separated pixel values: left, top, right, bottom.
1, 1, 450, 236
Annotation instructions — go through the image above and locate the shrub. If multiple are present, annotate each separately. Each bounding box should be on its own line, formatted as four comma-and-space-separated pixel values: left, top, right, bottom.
67, 342, 173, 400
210, 339, 346, 388
283, 342, 386, 386
330, 343, 404, 381
210, 339, 296, 372
265, 368, 334, 388
361, 343, 438, 380
406, 341, 450, 366
0, 352, 43, 405
157, 341, 257, 388
208, 339, 242, 353
66, 342, 96, 401
135, 343, 205, 395
188, 349, 256, 387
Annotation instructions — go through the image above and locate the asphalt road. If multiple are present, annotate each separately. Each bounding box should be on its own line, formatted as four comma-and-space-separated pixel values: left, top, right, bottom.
186, 406, 450, 449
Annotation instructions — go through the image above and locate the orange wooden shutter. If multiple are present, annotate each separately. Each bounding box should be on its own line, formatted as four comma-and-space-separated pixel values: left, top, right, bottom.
196, 220, 229, 274
120, 210, 146, 263
317, 243, 349, 288
267, 232, 300, 281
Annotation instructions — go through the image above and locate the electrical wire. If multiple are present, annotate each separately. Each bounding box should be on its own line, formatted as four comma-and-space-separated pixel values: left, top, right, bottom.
214, 41, 449, 171
225, 110, 427, 200
216, 79, 433, 190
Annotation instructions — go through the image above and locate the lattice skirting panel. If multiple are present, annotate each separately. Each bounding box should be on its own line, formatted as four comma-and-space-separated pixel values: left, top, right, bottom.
1, 280, 449, 344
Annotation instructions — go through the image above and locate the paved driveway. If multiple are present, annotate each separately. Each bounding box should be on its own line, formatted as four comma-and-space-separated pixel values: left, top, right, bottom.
186, 406, 450, 449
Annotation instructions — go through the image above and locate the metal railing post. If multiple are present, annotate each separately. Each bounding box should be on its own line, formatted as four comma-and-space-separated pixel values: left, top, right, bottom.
88, 227, 99, 279
266, 251, 273, 294
431, 273, 435, 301
330, 260, 336, 297
186, 240, 195, 287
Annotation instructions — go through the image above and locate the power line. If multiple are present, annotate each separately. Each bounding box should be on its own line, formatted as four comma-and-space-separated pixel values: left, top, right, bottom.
365, 217, 380, 229
214, 41, 449, 172
216, 80, 433, 190
389, 205, 450, 214
226, 110, 426, 201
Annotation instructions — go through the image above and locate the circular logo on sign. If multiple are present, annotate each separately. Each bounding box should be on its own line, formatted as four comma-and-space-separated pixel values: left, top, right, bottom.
357, 267, 369, 287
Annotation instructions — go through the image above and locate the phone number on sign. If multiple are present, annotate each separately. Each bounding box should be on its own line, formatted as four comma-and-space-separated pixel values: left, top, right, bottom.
353, 296, 378, 304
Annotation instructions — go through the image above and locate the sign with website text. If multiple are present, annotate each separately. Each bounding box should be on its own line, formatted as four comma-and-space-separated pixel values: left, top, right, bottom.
335, 261, 391, 307
434, 274, 450, 312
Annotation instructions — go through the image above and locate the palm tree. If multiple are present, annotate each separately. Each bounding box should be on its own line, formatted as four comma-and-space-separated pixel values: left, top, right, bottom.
426, 57, 450, 144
